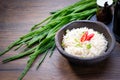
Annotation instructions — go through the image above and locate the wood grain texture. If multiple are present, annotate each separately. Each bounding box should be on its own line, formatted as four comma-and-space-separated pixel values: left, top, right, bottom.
0, 0, 120, 80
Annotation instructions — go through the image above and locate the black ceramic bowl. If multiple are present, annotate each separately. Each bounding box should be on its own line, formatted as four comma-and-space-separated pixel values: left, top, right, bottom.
55, 20, 115, 65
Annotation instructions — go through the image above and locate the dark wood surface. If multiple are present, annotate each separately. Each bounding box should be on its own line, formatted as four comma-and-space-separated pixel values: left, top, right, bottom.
0, 0, 120, 80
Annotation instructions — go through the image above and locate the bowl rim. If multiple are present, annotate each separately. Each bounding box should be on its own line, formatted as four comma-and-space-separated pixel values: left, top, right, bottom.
55, 20, 115, 61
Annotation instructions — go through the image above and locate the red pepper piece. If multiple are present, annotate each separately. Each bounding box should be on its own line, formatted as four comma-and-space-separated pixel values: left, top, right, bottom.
80, 31, 88, 42
86, 33, 94, 41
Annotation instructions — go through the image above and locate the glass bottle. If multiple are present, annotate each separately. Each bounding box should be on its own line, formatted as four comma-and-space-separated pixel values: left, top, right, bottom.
113, 0, 120, 42
96, 2, 113, 24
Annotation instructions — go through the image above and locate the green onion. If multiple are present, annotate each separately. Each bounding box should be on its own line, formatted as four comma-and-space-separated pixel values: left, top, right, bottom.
87, 44, 92, 49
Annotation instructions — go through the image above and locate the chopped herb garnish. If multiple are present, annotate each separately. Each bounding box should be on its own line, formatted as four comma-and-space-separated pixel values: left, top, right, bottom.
66, 29, 70, 33
87, 44, 91, 49
62, 42, 65, 47
74, 38, 79, 43
75, 43, 82, 47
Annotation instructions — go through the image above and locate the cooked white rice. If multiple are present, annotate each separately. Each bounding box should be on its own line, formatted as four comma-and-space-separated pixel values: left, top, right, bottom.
62, 27, 108, 58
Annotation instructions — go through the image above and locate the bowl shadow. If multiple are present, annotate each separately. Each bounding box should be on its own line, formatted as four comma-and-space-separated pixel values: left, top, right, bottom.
68, 57, 111, 79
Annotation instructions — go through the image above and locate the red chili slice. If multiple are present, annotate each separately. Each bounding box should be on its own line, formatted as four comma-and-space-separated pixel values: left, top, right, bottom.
80, 31, 88, 42
86, 33, 94, 41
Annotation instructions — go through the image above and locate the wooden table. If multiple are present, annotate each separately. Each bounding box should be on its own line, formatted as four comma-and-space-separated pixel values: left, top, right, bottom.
0, 0, 120, 80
